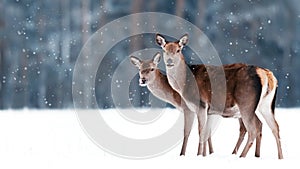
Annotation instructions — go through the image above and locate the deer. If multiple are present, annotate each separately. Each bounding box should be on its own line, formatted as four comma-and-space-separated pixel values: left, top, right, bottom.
155, 33, 283, 159
130, 53, 254, 157
130, 52, 213, 156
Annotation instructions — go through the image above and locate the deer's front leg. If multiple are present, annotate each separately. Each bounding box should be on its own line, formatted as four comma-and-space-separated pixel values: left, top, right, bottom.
199, 114, 215, 155
180, 111, 195, 156
196, 105, 208, 156
204, 115, 215, 154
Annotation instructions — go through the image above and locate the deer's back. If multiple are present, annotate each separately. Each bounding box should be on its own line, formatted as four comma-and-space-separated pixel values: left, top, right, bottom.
189, 63, 263, 110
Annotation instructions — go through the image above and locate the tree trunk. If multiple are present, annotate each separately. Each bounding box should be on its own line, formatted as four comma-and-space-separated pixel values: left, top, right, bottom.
130, 0, 143, 107
81, 0, 92, 108
176, 0, 185, 18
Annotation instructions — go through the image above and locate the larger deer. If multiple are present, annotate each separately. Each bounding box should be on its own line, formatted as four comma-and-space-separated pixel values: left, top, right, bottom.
130, 53, 255, 157
130, 52, 213, 156
156, 33, 283, 159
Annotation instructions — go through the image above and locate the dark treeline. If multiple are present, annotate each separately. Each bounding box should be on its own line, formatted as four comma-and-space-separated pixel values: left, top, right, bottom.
0, 0, 300, 109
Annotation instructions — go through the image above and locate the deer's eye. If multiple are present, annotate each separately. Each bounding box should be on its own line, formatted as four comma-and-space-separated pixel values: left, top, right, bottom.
176, 49, 180, 53
150, 68, 154, 71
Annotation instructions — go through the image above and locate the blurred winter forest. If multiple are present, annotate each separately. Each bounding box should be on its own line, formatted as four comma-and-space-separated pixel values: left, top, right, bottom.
0, 0, 300, 109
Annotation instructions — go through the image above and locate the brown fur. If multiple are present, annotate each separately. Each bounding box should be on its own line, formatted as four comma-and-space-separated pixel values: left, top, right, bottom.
184, 64, 264, 113
156, 34, 283, 159
165, 42, 180, 54
265, 69, 277, 95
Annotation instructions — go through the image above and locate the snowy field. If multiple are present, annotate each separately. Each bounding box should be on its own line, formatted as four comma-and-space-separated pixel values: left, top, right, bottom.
0, 108, 299, 169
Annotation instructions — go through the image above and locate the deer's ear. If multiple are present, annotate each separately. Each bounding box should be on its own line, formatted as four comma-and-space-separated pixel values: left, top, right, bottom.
156, 34, 166, 47
152, 52, 161, 65
179, 34, 188, 47
130, 56, 141, 68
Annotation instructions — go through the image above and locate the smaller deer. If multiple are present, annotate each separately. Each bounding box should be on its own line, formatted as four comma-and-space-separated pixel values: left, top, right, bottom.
130, 52, 213, 156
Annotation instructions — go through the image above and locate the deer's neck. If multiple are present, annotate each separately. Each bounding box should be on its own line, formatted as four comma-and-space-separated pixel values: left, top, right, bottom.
166, 57, 187, 94
165, 56, 201, 113
147, 70, 183, 110
147, 71, 164, 91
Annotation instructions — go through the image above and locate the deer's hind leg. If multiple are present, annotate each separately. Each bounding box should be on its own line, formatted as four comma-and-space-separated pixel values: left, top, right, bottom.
208, 135, 214, 154
235, 89, 262, 158
232, 118, 247, 154
239, 108, 262, 158
258, 96, 283, 159
232, 118, 262, 157
254, 124, 262, 157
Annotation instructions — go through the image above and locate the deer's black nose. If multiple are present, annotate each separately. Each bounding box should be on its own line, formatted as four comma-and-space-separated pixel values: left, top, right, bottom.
167, 58, 173, 65
141, 78, 146, 84
139, 78, 147, 86
166, 58, 174, 67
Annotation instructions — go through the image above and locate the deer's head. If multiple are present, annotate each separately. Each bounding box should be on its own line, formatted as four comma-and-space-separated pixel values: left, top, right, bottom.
156, 34, 188, 69
130, 52, 161, 87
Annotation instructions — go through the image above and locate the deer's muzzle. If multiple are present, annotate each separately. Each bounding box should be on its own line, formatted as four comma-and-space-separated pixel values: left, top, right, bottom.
139, 78, 147, 86
166, 58, 174, 68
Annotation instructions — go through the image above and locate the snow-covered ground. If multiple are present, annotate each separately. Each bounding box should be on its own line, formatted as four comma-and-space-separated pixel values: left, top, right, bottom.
0, 108, 298, 169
